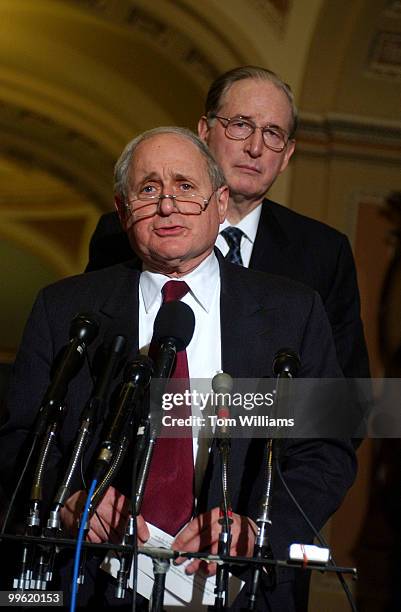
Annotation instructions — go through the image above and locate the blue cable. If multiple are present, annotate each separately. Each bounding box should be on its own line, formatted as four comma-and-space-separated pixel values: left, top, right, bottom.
70, 478, 98, 612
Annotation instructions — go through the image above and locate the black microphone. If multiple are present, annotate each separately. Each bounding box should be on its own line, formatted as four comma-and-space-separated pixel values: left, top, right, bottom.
272, 348, 300, 464
91, 355, 153, 482
151, 300, 195, 378
81, 334, 126, 423
33, 312, 100, 437
48, 335, 127, 524
272, 348, 300, 378
134, 301, 195, 514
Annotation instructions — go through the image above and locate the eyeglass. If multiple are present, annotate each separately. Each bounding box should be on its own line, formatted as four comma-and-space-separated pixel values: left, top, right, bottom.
124, 191, 216, 221
210, 114, 290, 152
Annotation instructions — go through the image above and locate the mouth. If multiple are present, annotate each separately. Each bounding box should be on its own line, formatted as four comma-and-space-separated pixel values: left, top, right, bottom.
154, 225, 186, 237
235, 164, 261, 174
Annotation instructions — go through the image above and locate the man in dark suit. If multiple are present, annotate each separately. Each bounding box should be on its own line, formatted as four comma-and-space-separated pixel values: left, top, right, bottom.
86, 66, 369, 380
1, 127, 355, 610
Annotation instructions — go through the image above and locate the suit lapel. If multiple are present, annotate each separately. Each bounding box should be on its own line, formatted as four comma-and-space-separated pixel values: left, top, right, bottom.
96, 263, 141, 363
218, 251, 278, 379
249, 199, 290, 272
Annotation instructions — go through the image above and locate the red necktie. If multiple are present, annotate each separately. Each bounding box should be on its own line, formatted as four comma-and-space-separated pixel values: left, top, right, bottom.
140, 280, 195, 535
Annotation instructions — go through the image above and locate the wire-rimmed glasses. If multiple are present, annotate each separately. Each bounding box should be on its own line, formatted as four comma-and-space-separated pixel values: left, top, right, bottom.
210, 114, 290, 152
124, 191, 216, 221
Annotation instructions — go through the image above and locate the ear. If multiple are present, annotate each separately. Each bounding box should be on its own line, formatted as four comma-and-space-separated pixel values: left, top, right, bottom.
215, 185, 229, 223
198, 115, 210, 143
114, 195, 128, 230
279, 139, 296, 174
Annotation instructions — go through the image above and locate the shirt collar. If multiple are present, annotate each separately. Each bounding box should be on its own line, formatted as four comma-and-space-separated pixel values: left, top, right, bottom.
220, 203, 262, 244
140, 251, 219, 314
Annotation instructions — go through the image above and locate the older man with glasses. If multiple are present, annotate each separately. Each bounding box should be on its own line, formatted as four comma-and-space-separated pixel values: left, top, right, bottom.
87, 66, 369, 386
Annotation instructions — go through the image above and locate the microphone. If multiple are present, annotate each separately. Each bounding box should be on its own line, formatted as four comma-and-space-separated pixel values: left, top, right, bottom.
48, 335, 127, 526
272, 348, 300, 464
212, 372, 233, 439
272, 348, 300, 378
33, 312, 100, 438
17, 314, 99, 590
91, 355, 153, 483
134, 301, 195, 514
81, 334, 126, 423
151, 300, 195, 378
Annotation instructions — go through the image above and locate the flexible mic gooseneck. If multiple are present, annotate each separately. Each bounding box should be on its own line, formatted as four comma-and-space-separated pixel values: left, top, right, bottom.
48, 335, 127, 529
33, 312, 100, 439
90, 354, 153, 488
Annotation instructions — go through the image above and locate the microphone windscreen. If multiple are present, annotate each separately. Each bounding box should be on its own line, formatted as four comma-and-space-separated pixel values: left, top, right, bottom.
69, 312, 100, 344
272, 348, 301, 377
152, 301, 195, 351
212, 372, 233, 394
124, 355, 153, 386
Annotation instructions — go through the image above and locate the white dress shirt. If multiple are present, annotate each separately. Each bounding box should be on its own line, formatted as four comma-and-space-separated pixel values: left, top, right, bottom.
138, 251, 222, 496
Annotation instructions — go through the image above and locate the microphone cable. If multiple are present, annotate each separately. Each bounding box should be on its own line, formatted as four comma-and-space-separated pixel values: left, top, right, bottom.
0, 436, 38, 536
69, 477, 97, 612
271, 349, 357, 612
275, 461, 358, 612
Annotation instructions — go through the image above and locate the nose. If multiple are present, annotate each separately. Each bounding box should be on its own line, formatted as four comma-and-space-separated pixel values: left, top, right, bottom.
245, 128, 264, 157
157, 194, 176, 216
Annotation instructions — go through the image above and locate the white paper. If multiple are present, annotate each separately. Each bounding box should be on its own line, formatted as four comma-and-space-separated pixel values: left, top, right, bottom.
102, 523, 244, 608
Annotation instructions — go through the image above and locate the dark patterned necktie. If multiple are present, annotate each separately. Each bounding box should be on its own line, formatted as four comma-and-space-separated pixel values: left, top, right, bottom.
221, 226, 244, 266
140, 280, 194, 535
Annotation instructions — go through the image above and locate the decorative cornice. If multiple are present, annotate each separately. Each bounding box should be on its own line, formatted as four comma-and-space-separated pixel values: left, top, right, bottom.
246, 0, 291, 32
63, 0, 222, 84
0, 99, 114, 208
368, 31, 401, 79
296, 112, 401, 163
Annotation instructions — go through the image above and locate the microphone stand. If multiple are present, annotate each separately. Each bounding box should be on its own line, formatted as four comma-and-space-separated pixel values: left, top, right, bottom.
135, 420, 172, 612
248, 349, 300, 609
48, 335, 126, 533
211, 372, 234, 610
13, 404, 64, 592
134, 392, 167, 612
12, 313, 100, 592
214, 435, 232, 610
247, 437, 274, 610
133, 349, 178, 611
82, 356, 152, 594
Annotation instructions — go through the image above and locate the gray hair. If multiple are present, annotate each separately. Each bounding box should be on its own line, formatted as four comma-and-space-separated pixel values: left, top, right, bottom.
114, 126, 226, 200
205, 65, 298, 138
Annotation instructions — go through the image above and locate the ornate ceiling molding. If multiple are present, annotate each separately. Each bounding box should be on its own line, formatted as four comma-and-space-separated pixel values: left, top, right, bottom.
384, 0, 401, 18
297, 112, 401, 164
59, 0, 239, 85
0, 99, 114, 209
368, 31, 401, 78
246, 0, 291, 32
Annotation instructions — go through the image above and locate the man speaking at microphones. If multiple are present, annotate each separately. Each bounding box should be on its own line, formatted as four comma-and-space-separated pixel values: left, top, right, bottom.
0, 127, 356, 610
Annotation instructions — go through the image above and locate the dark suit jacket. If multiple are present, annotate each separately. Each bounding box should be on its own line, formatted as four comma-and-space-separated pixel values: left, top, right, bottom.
0, 255, 355, 609
86, 200, 370, 379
